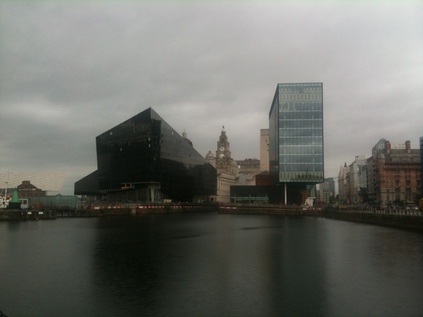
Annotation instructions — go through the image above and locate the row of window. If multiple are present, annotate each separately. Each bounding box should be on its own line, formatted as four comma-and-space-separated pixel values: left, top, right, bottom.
279, 171, 324, 182
279, 147, 323, 155
279, 93, 323, 102
280, 129, 322, 137
279, 121, 323, 129
279, 102, 322, 111
278, 84, 322, 94
279, 164, 324, 172
279, 112, 322, 120
279, 130, 323, 139
279, 156, 323, 163
280, 140, 323, 147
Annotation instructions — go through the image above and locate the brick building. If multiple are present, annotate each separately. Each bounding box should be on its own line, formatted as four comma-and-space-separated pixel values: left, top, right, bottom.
369, 140, 421, 206
17, 181, 46, 198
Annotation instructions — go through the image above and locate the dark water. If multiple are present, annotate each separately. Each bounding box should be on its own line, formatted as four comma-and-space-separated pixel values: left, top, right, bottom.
1, 214, 422, 317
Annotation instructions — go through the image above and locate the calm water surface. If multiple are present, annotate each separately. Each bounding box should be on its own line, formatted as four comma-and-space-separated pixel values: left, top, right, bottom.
1, 214, 422, 317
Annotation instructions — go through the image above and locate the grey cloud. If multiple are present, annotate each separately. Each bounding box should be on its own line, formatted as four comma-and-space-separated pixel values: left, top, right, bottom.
1, 1, 422, 194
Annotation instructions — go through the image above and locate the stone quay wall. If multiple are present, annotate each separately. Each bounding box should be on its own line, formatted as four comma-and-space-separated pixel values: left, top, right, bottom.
217, 204, 423, 231
218, 204, 323, 217
2, 204, 422, 232
323, 207, 423, 231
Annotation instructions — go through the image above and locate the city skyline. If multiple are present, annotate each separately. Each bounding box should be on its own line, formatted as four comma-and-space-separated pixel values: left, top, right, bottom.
1, 1, 422, 194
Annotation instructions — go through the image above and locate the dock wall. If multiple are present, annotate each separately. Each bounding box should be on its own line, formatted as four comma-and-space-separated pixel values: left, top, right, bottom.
218, 204, 322, 217
2, 204, 422, 231
323, 208, 423, 231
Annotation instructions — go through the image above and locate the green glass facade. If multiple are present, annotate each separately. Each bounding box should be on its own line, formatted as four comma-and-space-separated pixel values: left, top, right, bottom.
270, 83, 324, 184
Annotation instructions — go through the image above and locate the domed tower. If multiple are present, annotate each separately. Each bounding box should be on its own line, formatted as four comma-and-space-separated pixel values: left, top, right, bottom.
229, 160, 239, 177
205, 150, 216, 168
216, 126, 232, 169
205, 126, 239, 203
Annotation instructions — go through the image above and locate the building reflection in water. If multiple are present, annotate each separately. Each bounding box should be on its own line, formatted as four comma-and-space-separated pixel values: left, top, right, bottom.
92, 215, 333, 316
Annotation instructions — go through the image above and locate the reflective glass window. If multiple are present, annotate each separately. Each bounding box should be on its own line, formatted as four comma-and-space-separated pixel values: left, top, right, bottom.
275, 83, 324, 183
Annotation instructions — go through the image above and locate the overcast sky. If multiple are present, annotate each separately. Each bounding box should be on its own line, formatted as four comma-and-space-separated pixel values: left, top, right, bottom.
1, 1, 422, 194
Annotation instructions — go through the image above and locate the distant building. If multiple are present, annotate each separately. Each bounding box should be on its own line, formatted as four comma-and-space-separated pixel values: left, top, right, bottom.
75, 108, 217, 203
366, 156, 375, 203
17, 180, 46, 198
338, 163, 349, 202
205, 127, 238, 203
368, 139, 421, 205
255, 171, 272, 186
269, 83, 324, 204
236, 159, 261, 185
0, 172, 65, 193
317, 178, 335, 204
260, 129, 269, 172
347, 155, 367, 203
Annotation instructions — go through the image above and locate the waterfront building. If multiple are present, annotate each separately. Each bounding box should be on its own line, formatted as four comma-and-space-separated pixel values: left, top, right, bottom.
205, 128, 238, 203
317, 177, 336, 204
0, 171, 65, 194
75, 108, 217, 203
260, 129, 269, 172
338, 163, 349, 202
368, 139, 421, 206
269, 82, 324, 204
236, 159, 261, 185
17, 181, 46, 198
366, 156, 375, 203
347, 155, 367, 203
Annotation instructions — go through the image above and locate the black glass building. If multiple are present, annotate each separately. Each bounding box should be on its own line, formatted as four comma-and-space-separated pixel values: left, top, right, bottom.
75, 108, 217, 202
269, 83, 324, 204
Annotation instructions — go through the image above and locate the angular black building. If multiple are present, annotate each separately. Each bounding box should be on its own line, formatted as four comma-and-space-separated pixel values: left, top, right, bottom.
75, 108, 217, 202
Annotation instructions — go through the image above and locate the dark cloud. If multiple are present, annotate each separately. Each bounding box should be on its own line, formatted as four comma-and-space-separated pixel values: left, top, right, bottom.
1, 1, 422, 194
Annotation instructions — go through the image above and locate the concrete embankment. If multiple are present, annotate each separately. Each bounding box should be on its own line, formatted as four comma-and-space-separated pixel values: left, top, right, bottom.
0, 204, 220, 221
217, 204, 423, 231
0, 209, 56, 221
59, 205, 218, 217
323, 208, 423, 231
3, 205, 422, 231
218, 204, 323, 217
134, 204, 218, 215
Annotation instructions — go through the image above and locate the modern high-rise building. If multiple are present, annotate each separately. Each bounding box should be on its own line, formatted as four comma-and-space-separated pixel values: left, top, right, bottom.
75, 108, 217, 203
269, 83, 324, 204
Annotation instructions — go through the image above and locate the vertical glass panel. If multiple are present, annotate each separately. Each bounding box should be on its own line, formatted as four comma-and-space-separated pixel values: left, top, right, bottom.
276, 83, 324, 183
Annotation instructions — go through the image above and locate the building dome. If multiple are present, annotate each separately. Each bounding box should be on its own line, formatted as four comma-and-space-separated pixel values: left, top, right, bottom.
206, 151, 214, 159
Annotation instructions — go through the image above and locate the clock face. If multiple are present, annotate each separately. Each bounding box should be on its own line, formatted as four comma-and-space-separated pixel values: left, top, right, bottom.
220, 147, 224, 151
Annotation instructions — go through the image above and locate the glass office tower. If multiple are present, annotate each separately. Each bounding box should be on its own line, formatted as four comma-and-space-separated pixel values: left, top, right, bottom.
269, 83, 324, 204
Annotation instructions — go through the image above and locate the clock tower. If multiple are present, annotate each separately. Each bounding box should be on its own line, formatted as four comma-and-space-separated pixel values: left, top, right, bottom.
205, 126, 239, 203
216, 126, 231, 161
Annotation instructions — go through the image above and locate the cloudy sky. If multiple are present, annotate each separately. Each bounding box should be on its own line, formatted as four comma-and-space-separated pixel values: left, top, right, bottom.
1, 0, 422, 194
